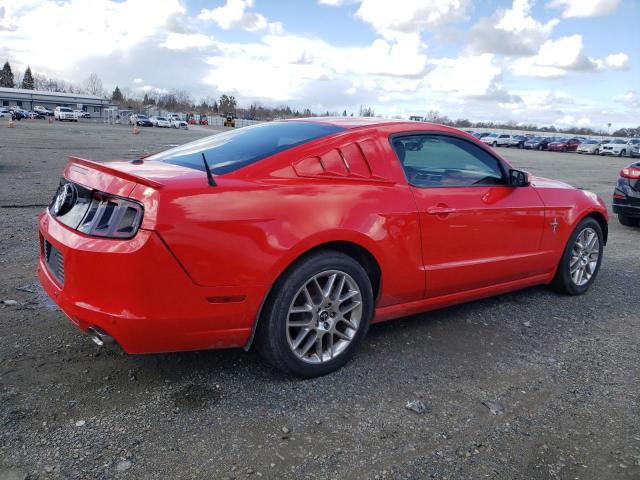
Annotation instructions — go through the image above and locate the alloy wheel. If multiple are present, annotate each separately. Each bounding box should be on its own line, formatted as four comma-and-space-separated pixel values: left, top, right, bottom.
286, 270, 362, 364
569, 227, 600, 287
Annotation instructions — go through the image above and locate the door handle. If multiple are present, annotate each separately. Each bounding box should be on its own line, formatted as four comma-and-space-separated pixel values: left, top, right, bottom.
426, 206, 457, 215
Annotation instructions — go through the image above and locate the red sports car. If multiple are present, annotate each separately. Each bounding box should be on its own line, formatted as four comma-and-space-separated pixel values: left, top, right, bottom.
38, 118, 608, 377
547, 138, 582, 152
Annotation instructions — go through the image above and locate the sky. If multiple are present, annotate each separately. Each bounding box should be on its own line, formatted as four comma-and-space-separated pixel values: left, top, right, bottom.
0, 0, 638, 129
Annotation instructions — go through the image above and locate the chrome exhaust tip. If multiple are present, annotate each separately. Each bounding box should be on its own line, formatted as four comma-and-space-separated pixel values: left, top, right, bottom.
87, 327, 114, 347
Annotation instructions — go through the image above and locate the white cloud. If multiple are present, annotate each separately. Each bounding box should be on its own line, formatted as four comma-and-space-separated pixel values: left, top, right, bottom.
555, 114, 590, 126
617, 91, 639, 108
318, 0, 359, 5
468, 0, 559, 56
428, 53, 504, 98
198, 0, 280, 33
547, 0, 619, 18
0, 0, 185, 73
605, 52, 629, 69
510, 35, 602, 78
133, 78, 144, 84
355, 0, 470, 35
161, 32, 217, 50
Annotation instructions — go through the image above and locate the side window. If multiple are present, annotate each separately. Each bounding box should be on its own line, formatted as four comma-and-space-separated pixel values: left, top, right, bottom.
391, 134, 505, 188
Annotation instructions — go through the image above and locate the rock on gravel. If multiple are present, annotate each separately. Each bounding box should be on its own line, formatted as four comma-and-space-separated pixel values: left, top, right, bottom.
481, 400, 505, 415
405, 400, 430, 414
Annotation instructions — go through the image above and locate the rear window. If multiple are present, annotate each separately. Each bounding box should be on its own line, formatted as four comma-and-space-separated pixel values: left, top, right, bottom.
148, 121, 346, 175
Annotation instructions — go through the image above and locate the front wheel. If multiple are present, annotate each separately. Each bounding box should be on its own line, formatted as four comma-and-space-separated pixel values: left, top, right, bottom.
619, 149, 626, 157
493, 141, 497, 147
551, 218, 603, 295
256, 251, 373, 377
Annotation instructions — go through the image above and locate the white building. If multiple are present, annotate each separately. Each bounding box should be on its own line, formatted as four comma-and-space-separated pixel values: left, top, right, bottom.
0, 87, 116, 117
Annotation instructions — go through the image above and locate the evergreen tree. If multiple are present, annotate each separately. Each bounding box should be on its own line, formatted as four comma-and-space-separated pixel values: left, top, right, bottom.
111, 86, 123, 102
21, 66, 35, 89
0, 61, 15, 88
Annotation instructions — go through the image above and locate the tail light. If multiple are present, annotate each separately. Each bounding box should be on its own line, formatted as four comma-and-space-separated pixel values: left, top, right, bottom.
77, 192, 143, 238
620, 166, 640, 179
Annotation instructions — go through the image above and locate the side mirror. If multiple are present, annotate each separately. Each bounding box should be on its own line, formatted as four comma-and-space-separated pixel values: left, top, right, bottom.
509, 169, 531, 187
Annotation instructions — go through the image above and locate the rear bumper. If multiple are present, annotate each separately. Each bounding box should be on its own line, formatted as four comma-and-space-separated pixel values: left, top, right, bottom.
612, 203, 640, 218
38, 210, 263, 353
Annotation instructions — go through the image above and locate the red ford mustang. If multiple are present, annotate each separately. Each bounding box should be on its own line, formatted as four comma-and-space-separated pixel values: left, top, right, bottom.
38, 118, 608, 377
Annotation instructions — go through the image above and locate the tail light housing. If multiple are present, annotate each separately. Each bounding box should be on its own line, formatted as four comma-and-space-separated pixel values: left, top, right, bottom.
77, 192, 144, 239
620, 166, 640, 179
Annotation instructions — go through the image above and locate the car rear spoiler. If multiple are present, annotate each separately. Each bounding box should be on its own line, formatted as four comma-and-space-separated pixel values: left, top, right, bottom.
68, 156, 164, 189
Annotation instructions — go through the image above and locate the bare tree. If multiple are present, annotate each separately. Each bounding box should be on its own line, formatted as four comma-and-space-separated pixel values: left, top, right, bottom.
83, 73, 104, 97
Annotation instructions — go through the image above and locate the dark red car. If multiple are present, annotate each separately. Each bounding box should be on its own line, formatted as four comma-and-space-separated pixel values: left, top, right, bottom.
547, 138, 582, 152
38, 119, 608, 377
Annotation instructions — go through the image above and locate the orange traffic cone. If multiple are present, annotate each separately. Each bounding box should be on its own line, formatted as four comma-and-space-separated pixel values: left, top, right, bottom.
132, 124, 140, 135
8, 119, 14, 128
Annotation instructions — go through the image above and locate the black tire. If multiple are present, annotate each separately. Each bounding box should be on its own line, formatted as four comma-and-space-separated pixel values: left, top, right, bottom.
594, 149, 599, 155
256, 250, 373, 377
551, 217, 603, 295
538, 145, 543, 151
492, 141, 497, 147
620, 149, 626, 157
618, 214, 639, 227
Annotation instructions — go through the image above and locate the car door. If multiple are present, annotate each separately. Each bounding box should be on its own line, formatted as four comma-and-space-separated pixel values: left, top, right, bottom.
391, 133, 547, 298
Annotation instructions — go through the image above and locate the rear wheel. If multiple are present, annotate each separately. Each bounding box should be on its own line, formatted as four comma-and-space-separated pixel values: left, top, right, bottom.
620, 149, 626, 157
618, 214, 639, 227
256, 251, 373, 377
551, 218, 603, 295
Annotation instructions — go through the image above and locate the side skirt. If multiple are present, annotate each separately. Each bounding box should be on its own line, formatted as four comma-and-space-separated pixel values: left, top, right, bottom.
373, 273, 552, 324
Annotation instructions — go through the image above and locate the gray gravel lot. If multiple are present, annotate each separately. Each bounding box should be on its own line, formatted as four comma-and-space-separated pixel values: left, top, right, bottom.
1, 119, 639, 479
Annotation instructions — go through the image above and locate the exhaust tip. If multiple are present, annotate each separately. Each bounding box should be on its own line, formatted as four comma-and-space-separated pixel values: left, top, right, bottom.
87, 327, 114, 347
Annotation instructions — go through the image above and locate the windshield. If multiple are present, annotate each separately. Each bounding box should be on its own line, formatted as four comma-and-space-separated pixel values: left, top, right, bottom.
583, 140, 597, 144
137, 114, 148, 119
148, 121, 346, 175
59, 108, 72, 112
612, 139, 626, 144
157, 117, 167, 121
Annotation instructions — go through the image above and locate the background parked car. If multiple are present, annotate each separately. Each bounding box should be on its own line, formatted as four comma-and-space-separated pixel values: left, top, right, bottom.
34, 105, 53, 116
613, 161, 640, 226
73, 110, 91, 119
508, 135, 528, 149
54, 106, 78, 122
150, 116, 171, 128
577, 139, 607, 155
0, 108, 10, 118
548, 138, 582, 152
600, 139, 637, 157
170, 118, 188, 129
480, 133, 512, 147
129, 114, 153, 127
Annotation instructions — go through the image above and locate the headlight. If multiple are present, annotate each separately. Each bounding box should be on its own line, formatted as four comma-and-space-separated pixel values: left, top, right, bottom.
77, 192, 144, 239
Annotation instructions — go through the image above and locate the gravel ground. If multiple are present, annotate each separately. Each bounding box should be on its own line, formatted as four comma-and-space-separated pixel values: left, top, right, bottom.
0, 119, 638, 480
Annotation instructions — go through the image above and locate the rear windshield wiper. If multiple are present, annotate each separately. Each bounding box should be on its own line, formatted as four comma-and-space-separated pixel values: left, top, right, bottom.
201, 153, 217, 187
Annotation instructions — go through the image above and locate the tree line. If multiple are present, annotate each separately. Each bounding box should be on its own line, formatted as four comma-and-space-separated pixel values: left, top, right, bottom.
1, 60, 637, 135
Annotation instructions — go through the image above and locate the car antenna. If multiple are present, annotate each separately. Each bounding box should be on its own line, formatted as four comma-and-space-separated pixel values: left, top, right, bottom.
201, 152, 217, 186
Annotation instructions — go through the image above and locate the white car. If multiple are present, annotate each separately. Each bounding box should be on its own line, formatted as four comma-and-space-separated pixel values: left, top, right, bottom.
34, 105, 53, 116
73, 110, 91, 119
480, 133, 512, 147
600, 139, 640, 157
0, 108, 10, 118
576, 139, 606, 155
150, 116, 171, 128
170, 118, 188, 129
54, 106, 78, 122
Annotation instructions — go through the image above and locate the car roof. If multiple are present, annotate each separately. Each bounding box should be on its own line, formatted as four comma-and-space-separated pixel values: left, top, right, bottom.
286, 116, 433, 130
